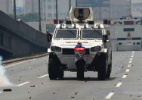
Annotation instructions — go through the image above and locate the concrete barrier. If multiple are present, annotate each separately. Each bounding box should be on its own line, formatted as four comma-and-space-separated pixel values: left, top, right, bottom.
2, 53, 48, 64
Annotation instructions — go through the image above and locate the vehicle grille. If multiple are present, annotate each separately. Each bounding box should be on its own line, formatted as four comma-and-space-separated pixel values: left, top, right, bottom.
62, 48, 90, 55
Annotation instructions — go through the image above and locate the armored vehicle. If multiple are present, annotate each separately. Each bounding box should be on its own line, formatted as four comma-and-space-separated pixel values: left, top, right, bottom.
47, 7, 112, 80
110, 16, 142, 51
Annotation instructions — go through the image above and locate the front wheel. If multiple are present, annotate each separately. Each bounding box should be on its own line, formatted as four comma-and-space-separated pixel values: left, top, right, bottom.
58, 70, 64, 79
76, 59, 85, 80
48, 63, 58, 80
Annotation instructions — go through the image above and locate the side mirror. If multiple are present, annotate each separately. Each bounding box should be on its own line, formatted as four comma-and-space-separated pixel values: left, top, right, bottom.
47, 33, 52, 42
103, 35, 108, 43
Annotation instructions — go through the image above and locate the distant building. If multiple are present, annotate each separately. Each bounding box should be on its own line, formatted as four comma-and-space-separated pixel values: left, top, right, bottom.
76, 0, 131, 20
43, 0, 75, 21
24, 0, 38, 14
132, 2, 142, 17
0, 0, 13, 14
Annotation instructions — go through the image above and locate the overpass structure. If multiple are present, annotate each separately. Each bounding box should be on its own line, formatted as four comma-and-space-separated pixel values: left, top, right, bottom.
0, 11, 49, 59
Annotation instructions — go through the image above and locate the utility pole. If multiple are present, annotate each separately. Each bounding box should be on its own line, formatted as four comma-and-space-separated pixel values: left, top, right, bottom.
130, 0, 132, 17
38, 0, 41, 31
56, 0, 58, 19
6, 0, 9, 14
32, 0, 34, 13
44, 0, 46, 21
13, 0, 16, 19
69, 0, 71, 10
76, 0, 77, 7
109, 0, 110, 19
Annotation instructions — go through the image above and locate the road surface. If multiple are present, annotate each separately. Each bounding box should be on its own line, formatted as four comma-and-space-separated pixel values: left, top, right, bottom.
0, 51, 142, 100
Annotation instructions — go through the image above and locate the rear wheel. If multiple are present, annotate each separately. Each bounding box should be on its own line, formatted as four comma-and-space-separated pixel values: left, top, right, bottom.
58, 70, 64, 79
76, 59, 85, 80
106, 52, 112, 79
98, 54, 107, 80
106, 63, 112, 79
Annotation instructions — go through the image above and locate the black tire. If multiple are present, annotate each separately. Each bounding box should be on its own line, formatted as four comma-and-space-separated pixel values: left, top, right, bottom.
58, 70, 64, 79
98, 54, 107, 80
77, 66, 84, 80
106, 52, 112, 79
48, 62, 58, 80
76, 59, 85, 80
106, 63, 112, 79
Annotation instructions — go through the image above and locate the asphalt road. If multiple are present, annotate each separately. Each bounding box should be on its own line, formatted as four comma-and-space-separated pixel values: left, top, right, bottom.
0, 51, 142, 100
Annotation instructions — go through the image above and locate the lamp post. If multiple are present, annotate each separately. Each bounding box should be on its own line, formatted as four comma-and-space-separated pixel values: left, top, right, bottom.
76, 0, 77, 7
13, 0, 16, 19
56, 0, 58, 19
69, 0, 71, 10
38, 0, 41, 31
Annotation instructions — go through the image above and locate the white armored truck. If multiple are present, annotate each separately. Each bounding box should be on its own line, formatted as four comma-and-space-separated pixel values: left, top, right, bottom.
110, 16, 142, 51
47, 7, 112, 80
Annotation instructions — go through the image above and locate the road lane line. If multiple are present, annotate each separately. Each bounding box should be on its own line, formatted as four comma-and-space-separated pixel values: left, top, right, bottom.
128, 60, 132, 63
38, 74, 48, 78
129, 58, 133, 61
131, 55, 133, 58
122, 75, 127, 79
132, 51, 135, 54
115, 82, 122, 87
17, 81, 30, 87
105, 92, 114, 99
126, 69, 130, 72
0, 91, 2, 94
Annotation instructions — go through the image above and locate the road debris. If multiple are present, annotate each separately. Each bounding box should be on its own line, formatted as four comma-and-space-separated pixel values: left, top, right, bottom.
3, 88, 12, 92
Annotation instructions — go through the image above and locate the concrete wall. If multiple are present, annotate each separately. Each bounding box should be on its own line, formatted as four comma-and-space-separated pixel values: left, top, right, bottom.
0, 10, 49, 59
0, 11, 49, 48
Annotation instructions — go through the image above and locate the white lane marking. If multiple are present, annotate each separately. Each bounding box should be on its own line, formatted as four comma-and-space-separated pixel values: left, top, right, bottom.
17, 81, 30, 87
105, 92, 114, 99
122, 75, 127, 79
0, 91, 2, 94
126, 69, 130, 72
128, 60, 132, 63
129, 58, 133, 61
5, 61, 26, 68
132, 51, 135, 54
115, 82, 122, 87
131, 55, 133, 58
38, 74, 48, 78
128, 64, 131, 67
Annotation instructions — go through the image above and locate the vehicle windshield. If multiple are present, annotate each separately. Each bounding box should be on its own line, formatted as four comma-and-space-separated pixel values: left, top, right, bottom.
81, 29, 102, 39
55, 29, 78, 39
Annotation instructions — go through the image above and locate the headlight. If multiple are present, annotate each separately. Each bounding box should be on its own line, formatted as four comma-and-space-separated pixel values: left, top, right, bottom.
91, 46, 101, 51
51, 46, 61, 52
